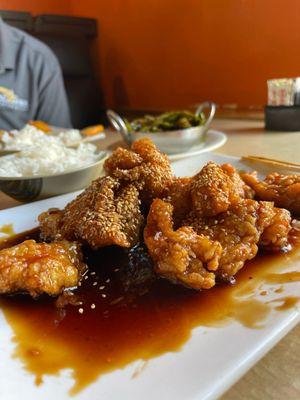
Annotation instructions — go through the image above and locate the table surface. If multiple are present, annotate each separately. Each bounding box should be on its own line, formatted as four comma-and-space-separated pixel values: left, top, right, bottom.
1, 118, 300, 399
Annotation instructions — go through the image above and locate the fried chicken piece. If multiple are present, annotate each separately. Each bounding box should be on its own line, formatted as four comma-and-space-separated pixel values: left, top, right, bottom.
242, 171, 300, 215
40, 139, 170, 247
185, 199, 291, 281
190, 162, 252, 218
0, 240, 84, 297
104, 138, 173, 203
144, 199, 222, 290
185, 199, 262, 280
39, 208, 64, 241
104, 146, 143, 171
165, 177, 192, 225
164, 163, 253, 225
221, 163, 254, 199
40, 177, 143, 248
259, 206, 291, 251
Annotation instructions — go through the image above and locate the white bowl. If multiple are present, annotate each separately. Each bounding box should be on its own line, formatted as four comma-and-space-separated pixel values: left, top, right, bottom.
0, 153, 107, 202
107, 102, 216, 154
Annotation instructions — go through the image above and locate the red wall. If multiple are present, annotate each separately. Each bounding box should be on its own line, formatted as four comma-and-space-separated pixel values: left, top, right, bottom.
0, 0, 71, 15
70, 0, 300, 110
2, 0, 300, 110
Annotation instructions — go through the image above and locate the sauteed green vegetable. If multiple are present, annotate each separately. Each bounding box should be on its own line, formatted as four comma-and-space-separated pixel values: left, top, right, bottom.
125, 111, 205, 133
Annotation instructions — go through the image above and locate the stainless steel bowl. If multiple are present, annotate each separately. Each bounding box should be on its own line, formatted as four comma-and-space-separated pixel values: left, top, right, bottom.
107, 102, 216, 154
0, 152, 107, 202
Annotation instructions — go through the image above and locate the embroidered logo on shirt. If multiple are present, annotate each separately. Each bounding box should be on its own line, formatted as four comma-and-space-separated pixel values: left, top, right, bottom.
0, 86, 28, 111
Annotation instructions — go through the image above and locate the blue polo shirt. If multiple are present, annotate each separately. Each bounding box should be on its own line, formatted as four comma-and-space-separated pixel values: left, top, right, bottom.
0, 18, 72, 130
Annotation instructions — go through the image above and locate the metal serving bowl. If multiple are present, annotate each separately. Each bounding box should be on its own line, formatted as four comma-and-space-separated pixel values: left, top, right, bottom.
107, 102, 216, 154
0, 152, 107, 202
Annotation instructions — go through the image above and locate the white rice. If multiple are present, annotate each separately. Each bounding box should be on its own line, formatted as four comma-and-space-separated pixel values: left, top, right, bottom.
0, 125, 99, 177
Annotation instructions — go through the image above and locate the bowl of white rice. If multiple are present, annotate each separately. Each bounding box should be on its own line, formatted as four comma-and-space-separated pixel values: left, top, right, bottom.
0, 125, 107, 202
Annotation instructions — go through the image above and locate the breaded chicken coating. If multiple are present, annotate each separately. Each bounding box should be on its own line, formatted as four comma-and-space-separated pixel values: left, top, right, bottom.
39, 138, 172, 247
165, 177, 192, 225
164, 163, 253, 224
144, 161, 293, 286
259, 206, 291, 251
104, 146, 143, 171
242, 171, 300, 215
39, 176, 143, 248
144, 199, 222, 290
190, 162, 252, 218
104, 138, 173, 203
39, 208, 64, 241
36, 135, 296, 293
0, 240, 84, 297
184, 199, 291, 281
221, 163, 254, 199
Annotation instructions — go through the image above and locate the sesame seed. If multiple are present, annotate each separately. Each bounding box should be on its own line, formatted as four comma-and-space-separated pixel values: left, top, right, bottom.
110, 296, 124, 305
99, 285, 105, 290
105, 278, 110, 283
91, 304, 96, 309
78, 308, 84, 314
93, 282, 98, 286
101, 294, 107, 298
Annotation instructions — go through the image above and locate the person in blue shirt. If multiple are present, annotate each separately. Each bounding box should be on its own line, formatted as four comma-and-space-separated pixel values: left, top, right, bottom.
0, 17, 72, 130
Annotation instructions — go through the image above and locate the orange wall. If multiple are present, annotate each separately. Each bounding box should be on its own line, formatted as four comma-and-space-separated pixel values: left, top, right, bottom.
0, 0, 71, 15
70, 0, 300, 110
2, 1, 300, 110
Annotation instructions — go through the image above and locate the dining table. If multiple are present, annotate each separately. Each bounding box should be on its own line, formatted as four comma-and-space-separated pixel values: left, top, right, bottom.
0, 113, 299, 400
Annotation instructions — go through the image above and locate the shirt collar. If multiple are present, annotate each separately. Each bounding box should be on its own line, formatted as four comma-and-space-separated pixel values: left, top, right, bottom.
0, 17, 17, 72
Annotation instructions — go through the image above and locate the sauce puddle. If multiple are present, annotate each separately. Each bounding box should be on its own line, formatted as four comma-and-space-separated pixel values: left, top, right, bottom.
1, 230, 300, 394
0, 223, 14, 237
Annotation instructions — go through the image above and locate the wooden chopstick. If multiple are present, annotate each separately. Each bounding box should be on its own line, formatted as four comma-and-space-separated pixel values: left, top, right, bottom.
241, 156, 300, 172
0, 149, 19, 157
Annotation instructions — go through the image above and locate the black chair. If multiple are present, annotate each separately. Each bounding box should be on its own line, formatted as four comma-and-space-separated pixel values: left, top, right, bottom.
0, 11, 105, 128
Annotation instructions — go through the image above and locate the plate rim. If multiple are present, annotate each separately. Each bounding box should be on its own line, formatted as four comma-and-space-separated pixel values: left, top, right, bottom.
0, 152, 299, 400
168, 129, 227, 161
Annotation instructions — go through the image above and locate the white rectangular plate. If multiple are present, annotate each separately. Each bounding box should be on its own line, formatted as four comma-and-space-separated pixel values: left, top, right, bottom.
0, 153, 299, 400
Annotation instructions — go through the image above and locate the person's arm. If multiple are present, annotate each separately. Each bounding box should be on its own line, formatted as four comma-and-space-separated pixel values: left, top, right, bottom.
35, 60, 72, 128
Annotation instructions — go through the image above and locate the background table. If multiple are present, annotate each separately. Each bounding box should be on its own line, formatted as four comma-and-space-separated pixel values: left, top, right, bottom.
1, 117, 300, 399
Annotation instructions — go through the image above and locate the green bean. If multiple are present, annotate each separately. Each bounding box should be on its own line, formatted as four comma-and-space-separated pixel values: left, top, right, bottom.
125, 110, 205, 133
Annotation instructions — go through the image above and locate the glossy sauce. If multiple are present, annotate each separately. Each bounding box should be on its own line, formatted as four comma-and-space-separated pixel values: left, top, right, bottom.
1, 229, 300, 394
0, 223, 14, 236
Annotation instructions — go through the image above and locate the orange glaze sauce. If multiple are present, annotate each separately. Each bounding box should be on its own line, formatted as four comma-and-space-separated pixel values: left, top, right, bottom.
0, 223, 14, 236
0, 229, 300, 394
